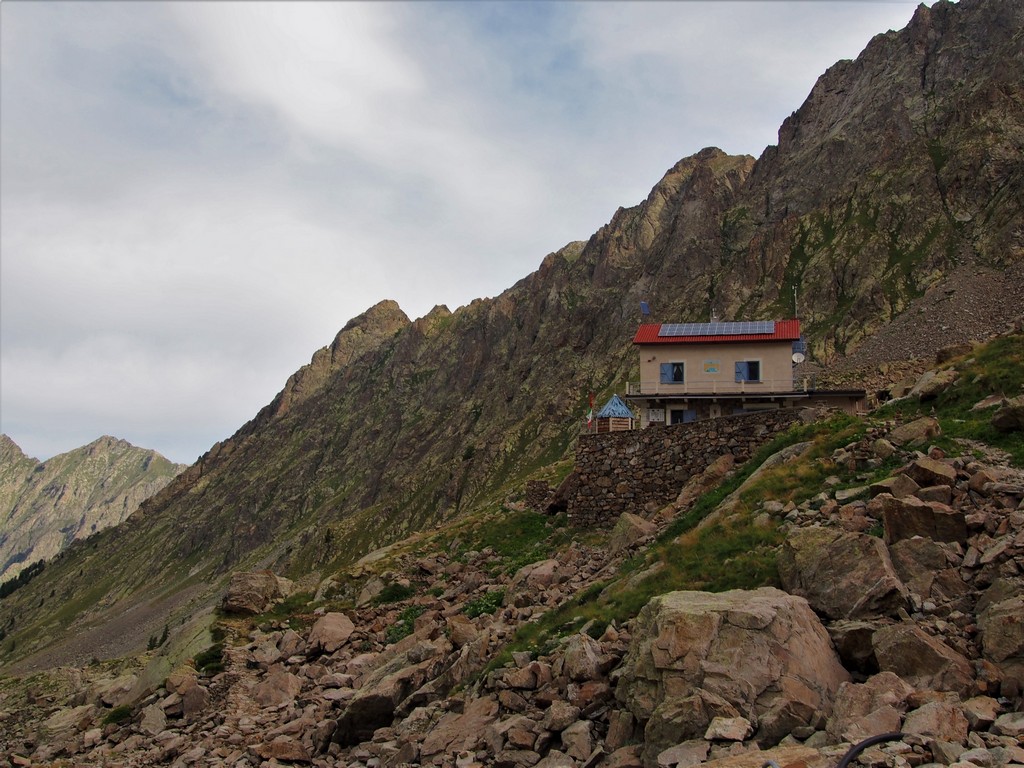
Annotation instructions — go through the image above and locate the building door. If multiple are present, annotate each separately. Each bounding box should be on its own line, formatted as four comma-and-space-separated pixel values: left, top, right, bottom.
670, 409, 697, 424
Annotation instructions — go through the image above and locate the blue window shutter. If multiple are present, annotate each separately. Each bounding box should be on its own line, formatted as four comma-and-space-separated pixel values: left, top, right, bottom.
735, 362, 748, 382
660, 363, 673, 384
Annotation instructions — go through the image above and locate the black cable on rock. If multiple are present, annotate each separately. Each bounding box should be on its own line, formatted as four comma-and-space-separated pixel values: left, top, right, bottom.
836, 732, 905, 768
761, 731, 904, 768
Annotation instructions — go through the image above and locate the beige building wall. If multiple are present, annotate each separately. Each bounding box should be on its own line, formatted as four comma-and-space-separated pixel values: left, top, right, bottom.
636, 340, 795, 394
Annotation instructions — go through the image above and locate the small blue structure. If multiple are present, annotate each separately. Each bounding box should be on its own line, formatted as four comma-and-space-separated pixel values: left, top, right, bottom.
594, 394, 636, 432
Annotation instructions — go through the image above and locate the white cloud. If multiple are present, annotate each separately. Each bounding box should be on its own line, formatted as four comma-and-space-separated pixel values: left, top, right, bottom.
172, 4, 422, 152
1, 0, 924, 464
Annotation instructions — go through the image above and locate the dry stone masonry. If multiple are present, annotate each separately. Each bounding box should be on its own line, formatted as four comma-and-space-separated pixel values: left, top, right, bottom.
569, 409, 806, 527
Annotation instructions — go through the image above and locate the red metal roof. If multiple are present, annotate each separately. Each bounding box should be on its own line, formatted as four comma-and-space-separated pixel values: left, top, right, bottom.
633, 319, 801, 345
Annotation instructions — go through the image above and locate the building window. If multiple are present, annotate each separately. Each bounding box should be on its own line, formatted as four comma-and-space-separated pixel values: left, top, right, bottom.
735, 360, 761, 382
660, 362, 685, 384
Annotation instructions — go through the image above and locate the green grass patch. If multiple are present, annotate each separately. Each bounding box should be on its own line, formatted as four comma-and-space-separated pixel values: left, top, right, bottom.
659, 412, 860, 542
252, 591, 314, 623
874, 333, 1024, 465
455, 508, 573, 575
464, 589, 506, 619
385, 605, 427, 644
193, 642, 225, 675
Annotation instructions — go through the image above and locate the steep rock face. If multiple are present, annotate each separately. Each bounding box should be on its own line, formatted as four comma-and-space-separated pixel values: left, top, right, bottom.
0, 436, 185, 582
719, 0, 1024, 359
2, 0, 1022, 668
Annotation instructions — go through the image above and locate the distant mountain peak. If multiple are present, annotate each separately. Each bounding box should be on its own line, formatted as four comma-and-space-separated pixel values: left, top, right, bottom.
0, 437, 186, 583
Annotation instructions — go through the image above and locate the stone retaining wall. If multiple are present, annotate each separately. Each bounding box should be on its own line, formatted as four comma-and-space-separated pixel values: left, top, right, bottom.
568, 409, 807, 527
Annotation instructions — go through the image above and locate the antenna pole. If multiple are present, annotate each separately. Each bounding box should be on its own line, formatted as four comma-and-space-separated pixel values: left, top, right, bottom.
793, 284, 799, 319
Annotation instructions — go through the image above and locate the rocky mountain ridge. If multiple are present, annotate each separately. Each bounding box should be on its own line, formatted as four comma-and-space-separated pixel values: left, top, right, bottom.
0, 0, 1022, 672
0, 435, 186, 584
2, 349, 1022, 767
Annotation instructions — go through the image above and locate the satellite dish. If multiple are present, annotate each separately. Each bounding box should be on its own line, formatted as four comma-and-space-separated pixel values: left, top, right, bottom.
792, 352, 806, 364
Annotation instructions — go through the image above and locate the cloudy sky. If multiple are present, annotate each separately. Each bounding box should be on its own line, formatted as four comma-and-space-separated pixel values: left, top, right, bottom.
1, 0, 924, 465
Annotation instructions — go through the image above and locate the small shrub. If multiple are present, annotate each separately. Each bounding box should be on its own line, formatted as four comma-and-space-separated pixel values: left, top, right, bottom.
385, 605, 427, 644
373, 583, 416, 605
254, 591, 314, 621
464, 589, 505, 619
102, 705, 133, 726
193, 643, 225, 675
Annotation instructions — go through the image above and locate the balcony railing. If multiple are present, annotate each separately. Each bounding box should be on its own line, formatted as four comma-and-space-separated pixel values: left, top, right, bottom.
626, 375, 817, 396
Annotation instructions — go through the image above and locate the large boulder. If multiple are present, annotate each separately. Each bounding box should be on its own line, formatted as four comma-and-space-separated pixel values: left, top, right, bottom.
420, 695, 499, 758
139, 703, 167, 736
900, 457, 957, 488
977, 594, 1024, 680
562, 632, 603, 683
616, 588, 849, 765
609, 513, 657, 554
889, 537, 971, 611
872, 623, 974, 696
307, 612, 355, 655
825, 671, 914, 743
903, 700, 969, 743
255, 736, 310, 763
222, 570, 294, 615
507, 558, 570, 606
869, 474, 920, 499
908, 369, 958, 401
777, 528, 910, 619
888, 417, 940, 446
674, 454, 735, 513
253, 664, 303, 707
334, 636, 450, 745
878, 494, 968, 545
179, 677, 210, 720
683, 746, 834, 768
992, 396, 1024, 432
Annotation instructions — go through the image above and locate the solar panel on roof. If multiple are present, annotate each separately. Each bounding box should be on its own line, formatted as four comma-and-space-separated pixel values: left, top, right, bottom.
658, 321, 775, 337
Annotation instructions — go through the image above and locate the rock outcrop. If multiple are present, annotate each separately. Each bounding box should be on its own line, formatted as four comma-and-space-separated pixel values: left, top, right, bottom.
778, 528, 910, 619
221, 571, 295, 615
616, 588, 850, 763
